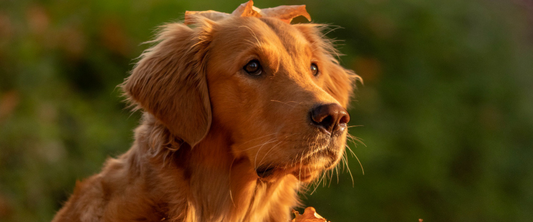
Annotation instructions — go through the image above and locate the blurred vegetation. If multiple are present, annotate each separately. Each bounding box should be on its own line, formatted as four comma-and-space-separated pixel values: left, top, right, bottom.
1, 0, 532, 221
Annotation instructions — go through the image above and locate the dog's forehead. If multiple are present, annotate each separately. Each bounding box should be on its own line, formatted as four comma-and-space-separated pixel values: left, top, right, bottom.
216, 17, 311, 55
259, 18, 311, 53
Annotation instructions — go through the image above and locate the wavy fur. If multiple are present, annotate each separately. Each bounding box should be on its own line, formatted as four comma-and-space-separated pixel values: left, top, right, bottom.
53, 13, 359, 222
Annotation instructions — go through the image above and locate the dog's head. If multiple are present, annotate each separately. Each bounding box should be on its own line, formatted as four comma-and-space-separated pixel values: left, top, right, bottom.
123, 1, 360, 183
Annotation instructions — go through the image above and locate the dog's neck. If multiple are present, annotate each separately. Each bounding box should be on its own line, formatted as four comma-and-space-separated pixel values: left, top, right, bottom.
130, 114, 300, 221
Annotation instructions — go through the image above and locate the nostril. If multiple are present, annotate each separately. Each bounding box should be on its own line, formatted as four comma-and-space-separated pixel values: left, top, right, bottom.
314, 115, 333, 127
339, 111, 350, 125
337, 111, 350, 132
310, 107, 331, 132
310, 103, 350, 134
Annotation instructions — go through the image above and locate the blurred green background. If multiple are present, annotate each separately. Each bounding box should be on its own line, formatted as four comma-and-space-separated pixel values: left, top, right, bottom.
1, 0, 532, 221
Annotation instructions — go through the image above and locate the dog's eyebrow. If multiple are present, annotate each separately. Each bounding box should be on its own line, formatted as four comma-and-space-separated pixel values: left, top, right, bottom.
304, 45, 314, 57
246, 44, 281, 74
239, 25, 263, 47
236, 25, 282, 74
258, 18, 315, 59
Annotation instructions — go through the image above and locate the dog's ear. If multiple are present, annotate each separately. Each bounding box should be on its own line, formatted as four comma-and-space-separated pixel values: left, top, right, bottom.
123, 20, 214, 147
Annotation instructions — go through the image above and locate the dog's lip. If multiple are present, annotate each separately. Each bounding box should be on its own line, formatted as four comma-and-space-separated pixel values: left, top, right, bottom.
254, 147, 332, 180
256, 165, 319, 182
256, 166, 276, 178
290, 167, 321, 182
299, 144, 338, 163
254, 137, 345, 180
256, 156, 335, 181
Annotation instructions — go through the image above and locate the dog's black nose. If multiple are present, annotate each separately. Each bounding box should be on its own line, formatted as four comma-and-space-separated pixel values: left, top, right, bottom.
310, 103, 350, 134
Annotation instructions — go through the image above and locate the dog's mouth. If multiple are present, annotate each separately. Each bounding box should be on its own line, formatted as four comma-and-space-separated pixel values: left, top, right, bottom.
255, 144, 341, 183
256, 164, 327, 183
256, 167, 276, 178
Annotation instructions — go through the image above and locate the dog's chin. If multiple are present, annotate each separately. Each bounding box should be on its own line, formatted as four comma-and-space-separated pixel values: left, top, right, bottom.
256, 147, 343, 183
256, 163, 329, 183
256, 166, 321, 183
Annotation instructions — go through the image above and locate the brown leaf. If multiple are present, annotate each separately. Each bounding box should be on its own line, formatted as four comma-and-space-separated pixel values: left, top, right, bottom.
185, 1, 311, 25
260, 5, 311, 24
231, 0, 261, 18
292, 207, 329, 222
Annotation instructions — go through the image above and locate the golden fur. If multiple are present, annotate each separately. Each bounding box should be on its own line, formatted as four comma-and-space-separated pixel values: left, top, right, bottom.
53, 9, 359, 222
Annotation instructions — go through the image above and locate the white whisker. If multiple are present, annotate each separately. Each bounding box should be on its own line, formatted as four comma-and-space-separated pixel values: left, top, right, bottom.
343, 154, 355, 187
256, 140, 284, 168
253, 138, 279, 170
310, 167, 327, 195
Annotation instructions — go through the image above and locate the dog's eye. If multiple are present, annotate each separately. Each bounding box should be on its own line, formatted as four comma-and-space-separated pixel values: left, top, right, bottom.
243, 60, 262, 76
311, 63, 319, 76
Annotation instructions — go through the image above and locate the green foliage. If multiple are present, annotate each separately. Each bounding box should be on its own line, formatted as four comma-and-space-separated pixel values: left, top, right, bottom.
1, 0, 532, 221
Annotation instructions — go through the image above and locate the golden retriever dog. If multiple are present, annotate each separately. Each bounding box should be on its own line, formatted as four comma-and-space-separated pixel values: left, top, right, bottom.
53, 1, 360, 221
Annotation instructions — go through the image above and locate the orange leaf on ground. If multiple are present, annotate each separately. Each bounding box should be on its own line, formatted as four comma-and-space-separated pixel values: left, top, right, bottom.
292, 207, 329, 222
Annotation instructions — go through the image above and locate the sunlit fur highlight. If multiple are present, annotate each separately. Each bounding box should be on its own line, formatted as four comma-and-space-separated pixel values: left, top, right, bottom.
53, 14, 360, 222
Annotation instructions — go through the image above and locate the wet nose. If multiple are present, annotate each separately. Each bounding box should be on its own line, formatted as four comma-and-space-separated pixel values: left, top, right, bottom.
310, 103, 350, 135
